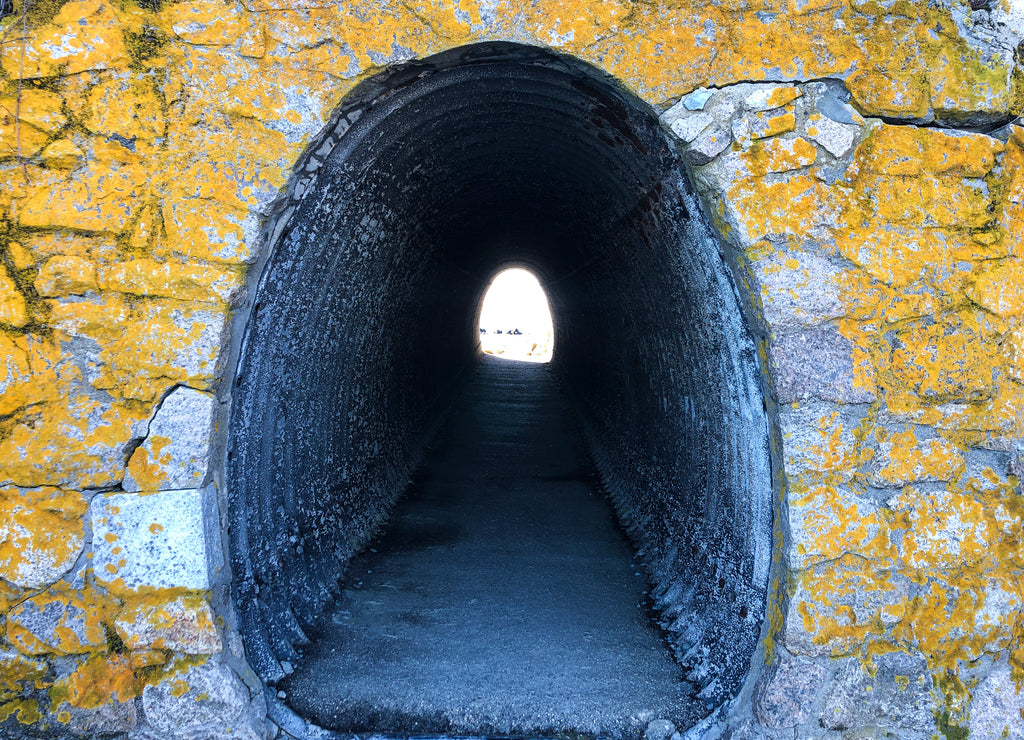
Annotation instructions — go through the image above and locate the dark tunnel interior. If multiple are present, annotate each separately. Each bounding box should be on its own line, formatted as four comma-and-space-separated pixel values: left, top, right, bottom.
227, 42, 774, 735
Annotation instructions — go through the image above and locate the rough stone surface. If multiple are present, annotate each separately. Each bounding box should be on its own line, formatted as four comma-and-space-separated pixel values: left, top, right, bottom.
123, 387, 218, 492
114, 595, 222, 654
819, 652, 935, 735
0, 0, 1022, 736
142, 661, 262, 740
753, 651, 828, 728
771, 327, 876, 404
90, 487, 222, 593
6, 588, 105, 655
644, 718, 677, 740
778, 400, 869, 479
969, 663, 1024, 740
0, 487, 87, 589
749, 248, 845, 329
785, 558, 913, 657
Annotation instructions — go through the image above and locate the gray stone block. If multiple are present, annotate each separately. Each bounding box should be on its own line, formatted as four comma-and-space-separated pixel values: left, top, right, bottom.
753, 651, 828, 728
778, 400, 869, 479
90, 486, 223, 593
771, 327, 876, 404
142, 660, 264, 740
686, 126, 732, 165
784, 559, 912, 657
749, 248, 844, 330
123, 387, 218, 492
969, 663, 1024, 739
819, 651, 934, 735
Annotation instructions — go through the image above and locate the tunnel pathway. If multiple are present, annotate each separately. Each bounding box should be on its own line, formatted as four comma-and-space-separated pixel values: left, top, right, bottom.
280, 356, 702, 737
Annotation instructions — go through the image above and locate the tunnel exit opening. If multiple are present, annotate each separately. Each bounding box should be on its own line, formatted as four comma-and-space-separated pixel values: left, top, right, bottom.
477, 267, 554, 362
227, 42, 774, 739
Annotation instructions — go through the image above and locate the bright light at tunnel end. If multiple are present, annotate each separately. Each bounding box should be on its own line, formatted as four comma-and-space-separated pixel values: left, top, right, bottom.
478, 268, 554, 362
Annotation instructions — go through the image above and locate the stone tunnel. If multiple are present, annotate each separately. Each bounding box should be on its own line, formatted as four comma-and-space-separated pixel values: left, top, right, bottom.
0, 1, 1023, 739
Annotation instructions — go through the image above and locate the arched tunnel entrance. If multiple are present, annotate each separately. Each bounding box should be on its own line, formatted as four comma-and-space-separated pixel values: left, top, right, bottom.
227, 42, 774, 738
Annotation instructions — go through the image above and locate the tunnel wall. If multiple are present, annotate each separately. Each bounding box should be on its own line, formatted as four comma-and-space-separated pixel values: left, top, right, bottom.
0, 0, 1022, 738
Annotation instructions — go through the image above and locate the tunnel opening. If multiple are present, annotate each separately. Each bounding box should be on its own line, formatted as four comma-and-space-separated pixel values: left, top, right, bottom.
227, 42, 774, 738
477, 267, 554, 362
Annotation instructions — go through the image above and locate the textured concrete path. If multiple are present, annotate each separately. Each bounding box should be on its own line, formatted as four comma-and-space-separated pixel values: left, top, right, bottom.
280, 357, 701, 737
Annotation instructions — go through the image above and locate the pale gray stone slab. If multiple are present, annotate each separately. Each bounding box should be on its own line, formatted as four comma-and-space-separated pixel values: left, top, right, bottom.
142, 661, 263, 740
681, 88, 714, 111
664, 109, 714, 143
771, 327, 876, 404
123, 387, 218, 492
90, 486, 222, 592
819, 652, 935, 736
808, 113, 859, 157
750, 249, 845, 330
753, 651, 828, 728
969, 663, 1024, 739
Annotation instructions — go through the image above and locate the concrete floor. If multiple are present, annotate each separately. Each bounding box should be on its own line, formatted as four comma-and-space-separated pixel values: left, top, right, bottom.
280, 357, 702, 737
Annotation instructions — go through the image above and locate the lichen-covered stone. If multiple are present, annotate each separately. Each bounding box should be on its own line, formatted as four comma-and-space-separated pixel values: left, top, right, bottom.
141, 660, 262, 740
818, 652, 935, 736
784, 557, 913, 658
787, 484, 892, 570
0, 487, 87, 588
90, 487, 222, 593
6, 585, 107, 656
0, 264, 28, 329
778, 400, 870, 479
48, 653, 139, 733
33, 256, 98, 298
114, 594, 222, 654
870, 430, 965, 487
0, 393, 149, 488
123, 387, 218, 492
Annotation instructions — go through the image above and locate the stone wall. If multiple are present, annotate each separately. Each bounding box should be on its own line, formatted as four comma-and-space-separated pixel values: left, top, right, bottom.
0, 0, 1021, 738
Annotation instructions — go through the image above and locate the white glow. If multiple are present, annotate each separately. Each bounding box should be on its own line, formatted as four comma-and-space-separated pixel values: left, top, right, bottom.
478, 269, 554, 363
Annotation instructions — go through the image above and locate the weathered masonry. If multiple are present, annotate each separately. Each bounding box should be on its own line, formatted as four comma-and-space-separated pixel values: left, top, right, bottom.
0, 1, 1022, 739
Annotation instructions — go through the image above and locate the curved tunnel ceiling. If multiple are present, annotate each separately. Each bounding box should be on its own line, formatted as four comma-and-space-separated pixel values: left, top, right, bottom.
227, 42, 774, 730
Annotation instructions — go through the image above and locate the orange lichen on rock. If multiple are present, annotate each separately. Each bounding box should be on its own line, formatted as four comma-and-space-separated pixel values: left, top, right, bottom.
0, 0, 1021, 734
0, 487, 87, 588
49, 653, 138, 709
